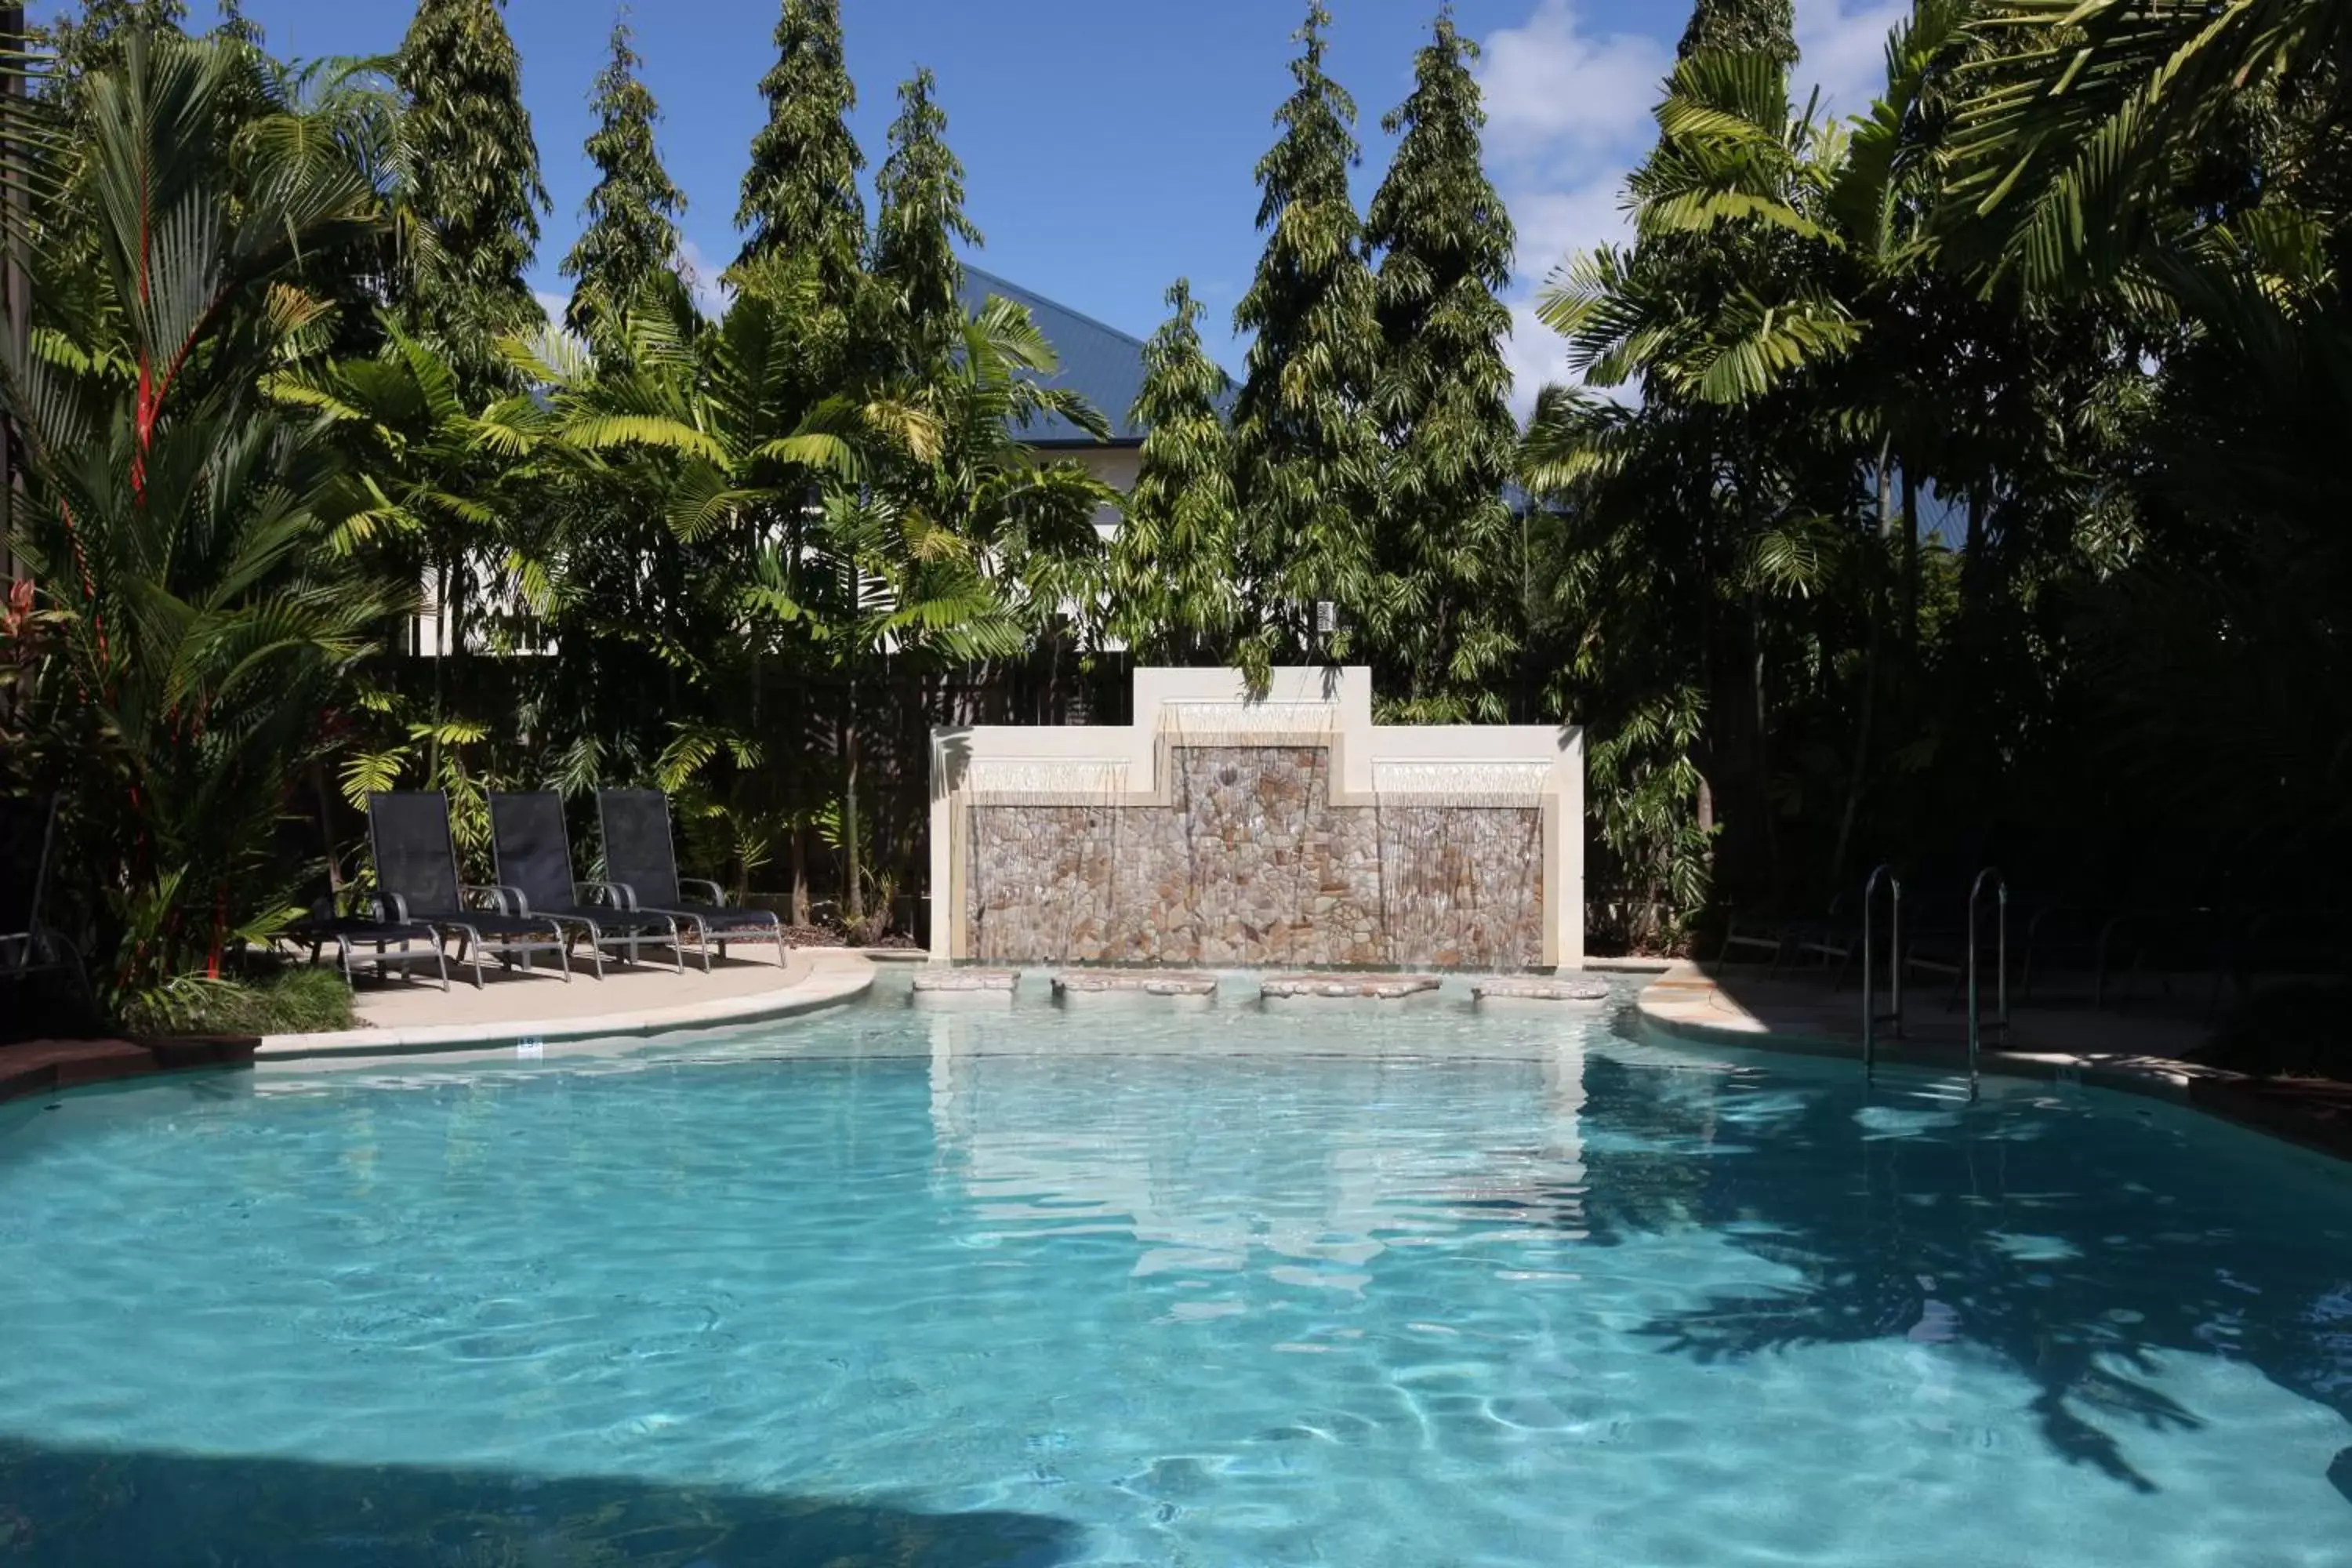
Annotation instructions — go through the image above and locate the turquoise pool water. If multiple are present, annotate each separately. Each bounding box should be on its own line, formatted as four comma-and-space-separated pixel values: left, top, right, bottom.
2, 983, 2349, 1565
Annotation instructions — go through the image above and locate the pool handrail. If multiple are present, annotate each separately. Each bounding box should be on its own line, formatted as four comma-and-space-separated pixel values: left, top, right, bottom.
1965, 866, 2010, 1102
1860, 863, 1903, 1082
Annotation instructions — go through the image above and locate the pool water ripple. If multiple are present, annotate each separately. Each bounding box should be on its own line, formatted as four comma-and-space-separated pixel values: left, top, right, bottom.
1, 992, 2350, 1565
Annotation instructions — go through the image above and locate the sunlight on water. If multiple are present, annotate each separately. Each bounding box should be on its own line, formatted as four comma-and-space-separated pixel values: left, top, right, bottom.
0, 983, 2347, 1565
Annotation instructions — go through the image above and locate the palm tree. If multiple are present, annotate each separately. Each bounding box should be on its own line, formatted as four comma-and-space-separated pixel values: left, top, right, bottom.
520, 262, 1109, 935
1943, 0, 2352, 291
0, 31, 402, 1001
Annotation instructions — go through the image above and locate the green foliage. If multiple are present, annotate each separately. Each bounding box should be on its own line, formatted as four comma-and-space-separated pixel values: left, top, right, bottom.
561, 13, 686, 357
1111, 279, 1240, 664
735, 0, 864, 286
394, 0, 550, 398
1942, 1, 2352, 293
119, 964, 356, 1039
37, 0, 189, 82
1231, 1, 1383, 672
1, 31, 404, 1004
1590, 688, 1716, 949
1363, 8, 1519, 722
1676, 0, 1796, 66
20, 0, 2344, 994
870, 67, 982, 368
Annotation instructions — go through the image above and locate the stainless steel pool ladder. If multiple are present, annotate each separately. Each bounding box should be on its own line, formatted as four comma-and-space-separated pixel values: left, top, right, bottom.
1965, 867, 2010, 1102
1860, 864, 1903, 1082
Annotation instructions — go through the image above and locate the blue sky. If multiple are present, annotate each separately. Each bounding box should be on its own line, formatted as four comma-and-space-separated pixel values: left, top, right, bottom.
39, 1, 1911, 409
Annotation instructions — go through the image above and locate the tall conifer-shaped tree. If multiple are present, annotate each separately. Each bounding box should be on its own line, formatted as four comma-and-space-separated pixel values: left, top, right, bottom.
210, 0, 260, 49
1364, 5, 1519, 721
735, 0, 863, 286
395, 0, 549, 398
41, 0, 186, 69
1677, 0, 1798, 66
562, 13, 687, 354
1112, 279, 1240, 664
1230, 1, 1382, 667
41, 0, 187, 114
869, 67, 980, 365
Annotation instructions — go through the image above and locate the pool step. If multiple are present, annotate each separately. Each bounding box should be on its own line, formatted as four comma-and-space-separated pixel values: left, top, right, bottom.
1260, 974, 1442, 1003
909, 968, 1019, 1006
1052, 971, 1219, 1000
1473, 978, 1612, 1009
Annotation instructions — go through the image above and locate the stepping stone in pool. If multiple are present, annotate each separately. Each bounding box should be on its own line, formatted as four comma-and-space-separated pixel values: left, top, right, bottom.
1051, 971, 1219, 1004
1473, 977, 1613, 1011
910, 968, 1019, 1006
1260, 974, 1441, 1004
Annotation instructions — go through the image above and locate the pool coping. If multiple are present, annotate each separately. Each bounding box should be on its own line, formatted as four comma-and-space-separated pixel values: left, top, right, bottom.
0, 1036, 260, 1106
1634, 965, 2352, 1163
252, 954, 878, 1060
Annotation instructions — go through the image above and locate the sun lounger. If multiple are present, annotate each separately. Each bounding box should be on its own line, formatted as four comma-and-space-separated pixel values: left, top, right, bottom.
595, 789, 786, 971
488, 791, 684, 978
368, 791, 572, 988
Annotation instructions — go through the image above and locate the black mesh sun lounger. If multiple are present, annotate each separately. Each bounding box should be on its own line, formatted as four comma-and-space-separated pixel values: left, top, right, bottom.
281, 804, 448, 989
488, 791, 684, 978
283, 894, 451, 990
596, 789, 787, 971
368, 791, 572, 988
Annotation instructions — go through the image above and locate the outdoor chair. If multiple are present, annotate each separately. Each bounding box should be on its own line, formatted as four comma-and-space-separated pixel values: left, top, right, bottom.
367, 791, 572, 988
596, 789, 787, 970
280, 808, 449, 990
1715, 906, 1792, 968
282, 884, 452, 991
1, 793, 89, 1001
488, 791, 685, 978
1719, 892, 1851, 976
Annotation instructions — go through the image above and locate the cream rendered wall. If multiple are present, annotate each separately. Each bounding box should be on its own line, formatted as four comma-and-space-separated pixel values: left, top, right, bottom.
930, 666, 1588, 971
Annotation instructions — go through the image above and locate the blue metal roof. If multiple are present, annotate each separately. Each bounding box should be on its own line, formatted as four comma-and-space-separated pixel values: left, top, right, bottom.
956, 266, 1161, 448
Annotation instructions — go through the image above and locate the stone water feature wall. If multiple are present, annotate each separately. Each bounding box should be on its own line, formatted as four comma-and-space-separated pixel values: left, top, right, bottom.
967, 746, 1544, 967
930, 669, 1585, 971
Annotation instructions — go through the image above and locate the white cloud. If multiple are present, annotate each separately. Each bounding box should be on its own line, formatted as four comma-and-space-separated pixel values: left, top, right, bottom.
1477, 2, 1917, 416
1509, 182, 1632, 289
1794, 1, 1911, 118
1475, 2, 1664, 416
1480, 0, 1671, 173
677, 237, 732, 318
534, 289, 570, 326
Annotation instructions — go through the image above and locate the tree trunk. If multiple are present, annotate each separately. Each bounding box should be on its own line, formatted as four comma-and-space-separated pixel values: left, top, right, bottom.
1835, 461, 1891, 890
843, 681, 864, 929
1750, 592, 1781, 908
1900, 466, 1922, 651
426, 555, 450, 782
789, 823, 811, 927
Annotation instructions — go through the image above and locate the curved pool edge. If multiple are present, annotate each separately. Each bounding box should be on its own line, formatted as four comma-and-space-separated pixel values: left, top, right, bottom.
1635, 966, 2352, 1163
254, 952, 879, 1061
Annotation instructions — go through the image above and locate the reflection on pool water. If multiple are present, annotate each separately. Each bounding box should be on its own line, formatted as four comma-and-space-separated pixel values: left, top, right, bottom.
2, 979, 2349, 1566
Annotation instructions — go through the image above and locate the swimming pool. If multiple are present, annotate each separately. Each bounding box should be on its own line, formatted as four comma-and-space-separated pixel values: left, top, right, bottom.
2, 979, 2347, 1565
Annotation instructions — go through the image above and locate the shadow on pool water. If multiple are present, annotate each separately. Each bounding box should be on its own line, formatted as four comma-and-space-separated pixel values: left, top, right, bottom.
0, 1439, 1081, 1567
1569, 1049, 2352, 1497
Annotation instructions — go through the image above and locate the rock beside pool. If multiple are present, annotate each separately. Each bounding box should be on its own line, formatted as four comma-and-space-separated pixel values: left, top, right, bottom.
1052, 971, 1219, 998
1261, 974, 1440, 1002
1474, 978, 1613, 1007
910, 968, 1018, 993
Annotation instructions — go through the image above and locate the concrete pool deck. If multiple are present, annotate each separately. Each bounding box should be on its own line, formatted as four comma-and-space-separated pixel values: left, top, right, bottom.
1636, 962, 2352, 1160
252, 948, 883, 1058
